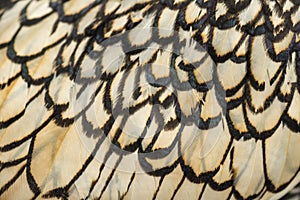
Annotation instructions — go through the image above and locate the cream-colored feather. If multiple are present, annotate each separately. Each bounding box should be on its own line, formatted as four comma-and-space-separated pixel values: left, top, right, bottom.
0, 0, 299, 200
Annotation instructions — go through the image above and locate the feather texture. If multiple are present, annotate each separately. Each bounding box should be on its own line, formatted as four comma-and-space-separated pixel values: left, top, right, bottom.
0, 0, 299, 199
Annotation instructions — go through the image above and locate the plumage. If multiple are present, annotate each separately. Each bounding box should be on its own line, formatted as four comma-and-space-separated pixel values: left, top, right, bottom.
0, 0, 299, 199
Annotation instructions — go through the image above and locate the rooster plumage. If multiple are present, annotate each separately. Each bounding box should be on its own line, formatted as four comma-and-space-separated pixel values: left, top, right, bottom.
0, 0, 299, 199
